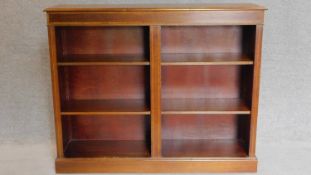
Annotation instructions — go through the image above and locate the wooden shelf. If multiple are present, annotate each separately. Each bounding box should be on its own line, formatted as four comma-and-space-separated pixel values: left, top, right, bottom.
65, 140, 150, 158
58, 54, 149, 66
161, 53, 253, 66
162, 98, 250, 115
61, 99, 150, 115
162, 139, 247, 157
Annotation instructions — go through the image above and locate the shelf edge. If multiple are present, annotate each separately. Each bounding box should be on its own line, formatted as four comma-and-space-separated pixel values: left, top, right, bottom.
61, 111, 151, 115
161, 111, 251, 115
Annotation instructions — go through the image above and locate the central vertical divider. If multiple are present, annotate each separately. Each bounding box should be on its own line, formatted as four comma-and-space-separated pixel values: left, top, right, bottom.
150, 26, 162, 157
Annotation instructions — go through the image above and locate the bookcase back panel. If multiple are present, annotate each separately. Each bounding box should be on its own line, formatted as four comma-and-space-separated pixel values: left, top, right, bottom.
59, 66, 149, 100
62, 115, 150, 141
161, 26, 256, 58
162, 115, 248, 140
56, 26, 149, 56
162, 26, 241, 53
162, 66, 241, 99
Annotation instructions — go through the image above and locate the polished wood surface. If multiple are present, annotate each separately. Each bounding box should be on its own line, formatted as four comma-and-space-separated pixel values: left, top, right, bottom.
48, 11, 264, 26
58, 54, 149, 66
56, 26, 148, 55
150, 26, 162, 157
249, 25, 263, 157
62, 115, 149, 140
162, 139, 247, 157
48, 26, 64, 157
65, 140, 150, 158
162, 26, 243, 53
162, 53, 253, 65
56, 158, 257, 173
46, 3, 265, 173
45, 3, 266, 12
61, 99, 150, 115
162, 98, 250, 115
162, 66, 250, 99
162, 114, 247, 140
58, 66, 149, 100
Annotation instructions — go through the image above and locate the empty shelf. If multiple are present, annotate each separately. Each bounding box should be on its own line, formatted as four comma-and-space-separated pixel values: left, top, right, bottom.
58, 54, 149, 66
162, 98, 250, 115
161, 53, 253, 65
65, 140, 150, 158
61, 99, 150, 115
162, 139, 248, 157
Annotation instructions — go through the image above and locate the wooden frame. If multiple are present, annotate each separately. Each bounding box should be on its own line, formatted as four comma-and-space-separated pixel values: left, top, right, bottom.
45, 3, 266, 173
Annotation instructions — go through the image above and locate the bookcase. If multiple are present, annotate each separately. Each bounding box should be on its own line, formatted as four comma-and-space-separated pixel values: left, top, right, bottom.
45, 3, 266, 173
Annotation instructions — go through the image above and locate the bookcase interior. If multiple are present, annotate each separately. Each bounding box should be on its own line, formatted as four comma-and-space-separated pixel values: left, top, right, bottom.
160, 25, 255, 157
62, 115, 151, 158
46, 4, 266, 172
58, 66, 150, 114
162, 114, 250, 157
55, 25, 256, 158
55, 26, 149, 64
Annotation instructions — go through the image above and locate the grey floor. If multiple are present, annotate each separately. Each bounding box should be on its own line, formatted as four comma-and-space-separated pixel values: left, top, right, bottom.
1, 140, 311, 175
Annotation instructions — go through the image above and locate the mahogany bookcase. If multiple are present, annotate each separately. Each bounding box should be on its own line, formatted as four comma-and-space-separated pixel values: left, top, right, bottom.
45, 3, 266, 173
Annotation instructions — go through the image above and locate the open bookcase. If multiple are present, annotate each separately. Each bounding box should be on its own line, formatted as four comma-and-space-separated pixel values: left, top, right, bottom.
46, 3, 266, 173
56, 26, 151, 157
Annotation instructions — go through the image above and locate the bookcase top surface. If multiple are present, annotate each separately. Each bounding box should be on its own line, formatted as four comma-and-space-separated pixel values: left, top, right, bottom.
45, 3, 266, 12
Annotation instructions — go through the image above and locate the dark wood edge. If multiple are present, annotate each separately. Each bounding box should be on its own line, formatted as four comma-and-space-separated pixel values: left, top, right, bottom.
46, 11, 265, 26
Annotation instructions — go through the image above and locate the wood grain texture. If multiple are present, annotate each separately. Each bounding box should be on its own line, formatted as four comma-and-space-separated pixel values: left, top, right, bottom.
48, 11, 264, 26
162, 139, 247, 157
45, 3, 265, 173
58, 66, 149, 100
162, 98, 250, 115
56, 26, 148, 55
61, 99, 150, 115
48, 26, 64, 157
249, 25, 263, 157
162, 26, 243, 53
162, 66, 243, 99
63, 115, 150, 141
150, 26, 162, 157
45, 4, 266, 12
58, 54, 149, 66
65, 140, 150, 158
162, 53, 253, 65
56, 158, 257, 173
161, 114, 248, 140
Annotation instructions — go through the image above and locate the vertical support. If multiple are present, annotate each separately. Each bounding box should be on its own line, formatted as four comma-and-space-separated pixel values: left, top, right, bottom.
249, 25, 263, 157
48, 25, 64, 157
150, 25, 162, 157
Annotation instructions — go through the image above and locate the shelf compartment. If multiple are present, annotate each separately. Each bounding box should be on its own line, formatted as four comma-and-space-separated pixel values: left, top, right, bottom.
62, 115, 151, 158
162, 139, 247, 157
65, 140, 150, 158
162, 65, 253, 100
162, 98, 250, 115
61, 99, 150, 115
161, 53, 253, 66
162, 114, 250, 157
58, 54, 149, 66
56, 26, 149, 63
58, 65, 150, 115
161, 26, 256, 63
